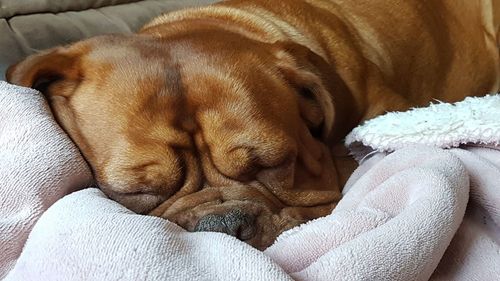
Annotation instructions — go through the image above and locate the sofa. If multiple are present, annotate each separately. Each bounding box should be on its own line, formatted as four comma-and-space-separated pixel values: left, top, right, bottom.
0, 0, 218, 78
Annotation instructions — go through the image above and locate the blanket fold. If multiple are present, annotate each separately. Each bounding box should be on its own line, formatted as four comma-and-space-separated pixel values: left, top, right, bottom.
5, 188, 293, 281
266, 146, 469, 281
0, 81, 93, 279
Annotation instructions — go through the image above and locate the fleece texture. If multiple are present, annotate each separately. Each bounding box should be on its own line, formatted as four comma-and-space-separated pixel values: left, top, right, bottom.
346, 95, 500, 160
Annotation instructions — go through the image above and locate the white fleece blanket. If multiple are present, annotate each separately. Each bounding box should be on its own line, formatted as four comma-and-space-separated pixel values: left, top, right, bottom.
346, 95, 500, 160
1, 81, 499, 280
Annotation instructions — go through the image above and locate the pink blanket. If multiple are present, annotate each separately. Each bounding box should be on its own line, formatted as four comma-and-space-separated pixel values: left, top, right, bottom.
0, 82, 92, 279
1, 81, 499, 280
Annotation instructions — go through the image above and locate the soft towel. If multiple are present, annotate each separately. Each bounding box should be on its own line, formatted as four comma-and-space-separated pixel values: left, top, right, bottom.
2, 82, 499, 280
0, 81, 92, 279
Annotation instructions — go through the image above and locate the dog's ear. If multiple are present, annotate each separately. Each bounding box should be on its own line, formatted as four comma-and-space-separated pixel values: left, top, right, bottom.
6, 47, 82, 95
271, 42, 356, 142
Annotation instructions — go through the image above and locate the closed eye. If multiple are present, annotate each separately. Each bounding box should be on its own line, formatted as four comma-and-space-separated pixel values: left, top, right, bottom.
127, 161, 160, 172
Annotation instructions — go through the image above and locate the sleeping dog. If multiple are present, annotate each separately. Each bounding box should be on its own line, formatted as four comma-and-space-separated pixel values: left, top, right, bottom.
6, 0, 500, 249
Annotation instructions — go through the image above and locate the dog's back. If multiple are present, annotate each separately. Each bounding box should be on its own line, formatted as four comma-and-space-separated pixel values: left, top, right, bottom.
144, 0, 500, 117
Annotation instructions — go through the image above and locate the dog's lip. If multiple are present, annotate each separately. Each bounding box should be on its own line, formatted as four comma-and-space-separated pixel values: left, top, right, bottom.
97, 180, 172, 196
107, 189, 163, 196
97, 183, 171, 213
161, 183, 285, 217
102, 187, 171, 202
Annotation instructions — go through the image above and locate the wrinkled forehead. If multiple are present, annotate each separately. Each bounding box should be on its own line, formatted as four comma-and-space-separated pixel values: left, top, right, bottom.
75, 41, 181, 100
83, 42, 167, 78
74, 36, 278, 105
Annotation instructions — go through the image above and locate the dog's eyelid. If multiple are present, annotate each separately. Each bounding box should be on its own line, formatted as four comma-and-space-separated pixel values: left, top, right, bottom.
298, 86, 316, 100
128, 161, 159, 172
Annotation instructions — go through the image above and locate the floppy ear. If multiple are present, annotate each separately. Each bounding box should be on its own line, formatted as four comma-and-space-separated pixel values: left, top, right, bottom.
271, 42, 357, 142
6, 47, 81, 95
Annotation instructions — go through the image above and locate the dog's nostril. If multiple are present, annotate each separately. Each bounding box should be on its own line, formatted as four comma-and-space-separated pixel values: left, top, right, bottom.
193, 209, 256, 241
224, 209, 256, 240
193, 213, 227, 233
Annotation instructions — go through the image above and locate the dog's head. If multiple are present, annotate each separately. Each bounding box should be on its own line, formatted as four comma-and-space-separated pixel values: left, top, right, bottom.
7, 32, 356, 249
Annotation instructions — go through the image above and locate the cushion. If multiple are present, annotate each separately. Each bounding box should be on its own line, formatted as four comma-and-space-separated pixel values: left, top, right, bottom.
0, 0, 218, 78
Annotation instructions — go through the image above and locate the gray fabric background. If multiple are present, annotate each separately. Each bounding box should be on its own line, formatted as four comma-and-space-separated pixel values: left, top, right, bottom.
0, 0, 218, 79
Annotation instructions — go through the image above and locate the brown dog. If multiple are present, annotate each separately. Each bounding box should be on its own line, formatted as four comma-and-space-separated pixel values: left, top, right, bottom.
6, 0, 500, 249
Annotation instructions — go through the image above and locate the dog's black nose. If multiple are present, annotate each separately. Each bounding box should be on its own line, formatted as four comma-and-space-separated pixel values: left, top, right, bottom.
194, 209, 256, 240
